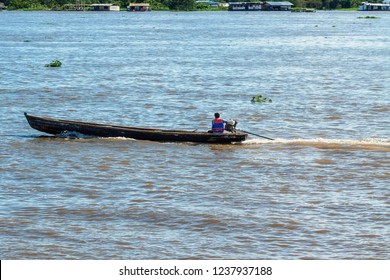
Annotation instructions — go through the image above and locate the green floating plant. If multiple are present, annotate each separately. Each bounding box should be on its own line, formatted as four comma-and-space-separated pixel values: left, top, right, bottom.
251, 95, 272, 104
45, 60, 62, 67
358, 16, 380, 19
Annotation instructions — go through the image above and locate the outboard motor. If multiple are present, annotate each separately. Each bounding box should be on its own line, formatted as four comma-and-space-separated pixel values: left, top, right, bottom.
225, 120, 237, 133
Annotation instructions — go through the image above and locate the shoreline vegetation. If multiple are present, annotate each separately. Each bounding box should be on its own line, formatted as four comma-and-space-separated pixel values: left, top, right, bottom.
0, 0, 369, 12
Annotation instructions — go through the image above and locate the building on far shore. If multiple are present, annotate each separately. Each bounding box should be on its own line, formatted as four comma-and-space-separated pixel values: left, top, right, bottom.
228, 2, 263, 11
228, 2, 293, 11
359, 0, 390, 11
90, 3, 120, 11
0, 2, 6, 10
195, 1, 221, 8
263, 1, 293, 11
127, 3, 151, 11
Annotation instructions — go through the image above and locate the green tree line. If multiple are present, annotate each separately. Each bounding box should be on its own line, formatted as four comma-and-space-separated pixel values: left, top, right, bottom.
2, 0, 194, 10
1, 0, 383, 10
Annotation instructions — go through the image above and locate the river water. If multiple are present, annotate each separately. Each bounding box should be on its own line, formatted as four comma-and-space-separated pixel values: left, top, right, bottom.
0, 10, 389, 259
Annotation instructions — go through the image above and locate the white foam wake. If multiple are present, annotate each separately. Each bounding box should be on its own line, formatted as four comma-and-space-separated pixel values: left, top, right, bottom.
243, 137, 390, 150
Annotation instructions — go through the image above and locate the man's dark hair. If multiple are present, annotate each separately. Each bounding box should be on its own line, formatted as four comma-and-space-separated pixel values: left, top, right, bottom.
214, 112, 220, 118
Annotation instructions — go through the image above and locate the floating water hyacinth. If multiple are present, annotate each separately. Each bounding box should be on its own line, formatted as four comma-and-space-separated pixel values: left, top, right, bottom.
251, 95, 272, 104
45, 60, 62, 67
358, 16, 380, 19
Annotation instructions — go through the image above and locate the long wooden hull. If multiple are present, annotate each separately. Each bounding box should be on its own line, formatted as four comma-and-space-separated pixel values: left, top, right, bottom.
24, 113, 247, 144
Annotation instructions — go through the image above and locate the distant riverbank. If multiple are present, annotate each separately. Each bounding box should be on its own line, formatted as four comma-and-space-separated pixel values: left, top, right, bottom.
2, 7, 361, 12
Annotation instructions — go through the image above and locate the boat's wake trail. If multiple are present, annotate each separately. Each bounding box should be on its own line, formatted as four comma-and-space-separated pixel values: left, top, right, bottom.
243, 138, 390, 151
55, 131, 138, 141
56, 131, 94, 139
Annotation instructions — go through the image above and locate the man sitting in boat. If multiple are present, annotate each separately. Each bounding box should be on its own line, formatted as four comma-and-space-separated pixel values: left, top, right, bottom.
209, 113, 237, 133
210, 112, 226, 133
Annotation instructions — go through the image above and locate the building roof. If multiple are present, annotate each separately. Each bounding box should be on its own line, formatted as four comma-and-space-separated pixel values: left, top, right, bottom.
361, 2, 390, 5
128, 3, 150, 6
90, 3, 118, 6
195, 1, 220, 3
266, 1, 293, 5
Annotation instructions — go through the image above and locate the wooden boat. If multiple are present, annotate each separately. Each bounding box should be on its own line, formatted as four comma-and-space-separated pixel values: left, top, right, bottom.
24, 113, 247, 144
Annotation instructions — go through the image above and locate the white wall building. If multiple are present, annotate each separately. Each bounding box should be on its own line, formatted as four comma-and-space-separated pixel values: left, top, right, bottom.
359, 1, 390, 11
90, 4, 120, 11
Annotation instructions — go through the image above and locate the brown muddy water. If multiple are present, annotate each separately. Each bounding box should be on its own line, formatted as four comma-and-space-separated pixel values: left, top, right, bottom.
0, 11, 389, 259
